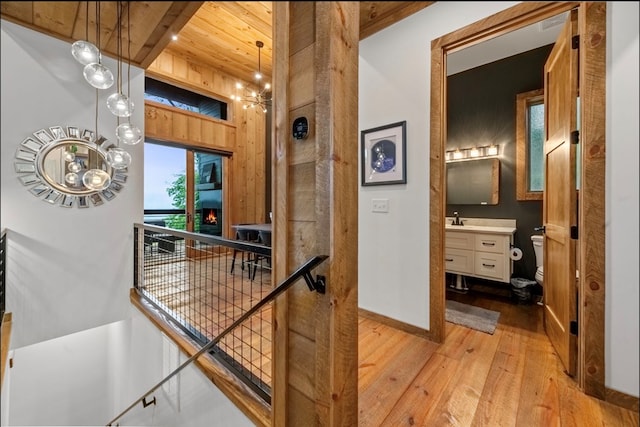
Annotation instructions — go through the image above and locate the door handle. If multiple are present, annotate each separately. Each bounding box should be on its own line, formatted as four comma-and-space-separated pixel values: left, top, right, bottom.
534, 226, 545, 233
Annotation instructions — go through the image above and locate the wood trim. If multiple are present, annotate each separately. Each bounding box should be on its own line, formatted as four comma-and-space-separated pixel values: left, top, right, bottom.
314, 4, 360, 425
577, 1, 606, 399
1, 312, 12, 387
271, 3, 290, 426
129, 290, 271, 427
605, 387, 639, 413
515, 88, 545, 201
358, 308, 432, 340
359, 2, 435, 40
430, 1, 606, 398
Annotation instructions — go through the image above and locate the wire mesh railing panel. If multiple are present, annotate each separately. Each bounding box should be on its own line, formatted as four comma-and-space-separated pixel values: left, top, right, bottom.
134, 224, 273, 400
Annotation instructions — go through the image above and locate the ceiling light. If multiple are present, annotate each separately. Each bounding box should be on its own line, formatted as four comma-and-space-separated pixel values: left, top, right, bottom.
231, 40, 272, 113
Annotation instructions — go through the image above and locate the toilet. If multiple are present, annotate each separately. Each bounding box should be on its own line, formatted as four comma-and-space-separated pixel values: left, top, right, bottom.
531, 234, 544, 286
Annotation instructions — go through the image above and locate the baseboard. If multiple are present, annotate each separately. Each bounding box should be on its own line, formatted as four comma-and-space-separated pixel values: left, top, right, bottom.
605, 386, 639, 412
358, 308, 433, 340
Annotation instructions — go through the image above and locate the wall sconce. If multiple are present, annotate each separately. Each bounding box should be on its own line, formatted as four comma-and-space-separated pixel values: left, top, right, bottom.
446, 144, 500, 162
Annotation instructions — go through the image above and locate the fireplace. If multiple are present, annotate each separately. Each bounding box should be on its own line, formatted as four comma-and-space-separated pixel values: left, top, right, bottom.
202, 208, 218, 225
199, 189, 223, 236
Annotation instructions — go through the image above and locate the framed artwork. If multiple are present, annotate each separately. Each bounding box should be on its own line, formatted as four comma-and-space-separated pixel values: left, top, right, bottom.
360, 121, 407, 186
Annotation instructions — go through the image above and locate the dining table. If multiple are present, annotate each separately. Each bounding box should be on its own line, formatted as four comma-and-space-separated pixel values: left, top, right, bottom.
231, 223, 272, 246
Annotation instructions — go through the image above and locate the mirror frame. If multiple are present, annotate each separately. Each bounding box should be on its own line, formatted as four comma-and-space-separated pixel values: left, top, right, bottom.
14, 125, 128, 208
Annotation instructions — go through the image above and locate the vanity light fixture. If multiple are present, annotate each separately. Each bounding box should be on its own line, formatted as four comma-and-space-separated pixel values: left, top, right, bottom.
230, 40, 272, 113
446, 144, 500, 162
486, 144, 499, 156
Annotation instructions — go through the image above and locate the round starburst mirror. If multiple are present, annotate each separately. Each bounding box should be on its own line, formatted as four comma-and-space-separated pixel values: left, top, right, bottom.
14, 126, 128, 208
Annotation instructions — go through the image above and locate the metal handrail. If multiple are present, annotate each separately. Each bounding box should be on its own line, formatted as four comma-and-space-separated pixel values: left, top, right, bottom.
1, 228, 6, 319
107, 254, 328, 426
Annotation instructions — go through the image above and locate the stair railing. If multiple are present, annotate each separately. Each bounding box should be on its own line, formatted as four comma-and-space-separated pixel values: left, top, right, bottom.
107, 254, 328, 426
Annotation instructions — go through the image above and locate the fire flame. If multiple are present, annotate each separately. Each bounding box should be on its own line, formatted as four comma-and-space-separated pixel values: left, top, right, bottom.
205, 210, 217, 224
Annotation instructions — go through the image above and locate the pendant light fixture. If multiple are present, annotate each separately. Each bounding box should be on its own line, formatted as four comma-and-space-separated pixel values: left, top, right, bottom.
116, 1, 142, 146
106, 1, 135, 169
71, 2, 99, 65
83, 2, 114, 90
106, 1, 133, 118
230, 40, 272, 113
83, 87, 111, 191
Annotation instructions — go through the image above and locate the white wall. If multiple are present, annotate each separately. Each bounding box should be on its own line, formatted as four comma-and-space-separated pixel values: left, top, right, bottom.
606, 1, 639, 398
3, 311, 253, 426
1, 19, 144, 348
358, 1, 519, 330
358, 1, 639, 397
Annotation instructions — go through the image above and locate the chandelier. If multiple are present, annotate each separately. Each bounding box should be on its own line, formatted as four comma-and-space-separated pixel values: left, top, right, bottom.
231, 40, 272, 113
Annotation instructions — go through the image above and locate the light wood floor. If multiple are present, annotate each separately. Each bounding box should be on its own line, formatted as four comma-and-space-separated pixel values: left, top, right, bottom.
358, 290, 639, 426
141, 249, 637, 425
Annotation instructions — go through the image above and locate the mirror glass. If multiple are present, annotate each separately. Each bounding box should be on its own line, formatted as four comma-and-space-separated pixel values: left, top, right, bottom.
14, 126, 128, 208
38, 140, 112, 195
446, 158, 500, 205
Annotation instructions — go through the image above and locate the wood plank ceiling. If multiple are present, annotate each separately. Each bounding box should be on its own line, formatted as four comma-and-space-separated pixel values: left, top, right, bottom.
1, 1, 434, 85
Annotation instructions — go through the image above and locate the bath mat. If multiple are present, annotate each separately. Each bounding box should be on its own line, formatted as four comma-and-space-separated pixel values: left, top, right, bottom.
445, 300, 500, 335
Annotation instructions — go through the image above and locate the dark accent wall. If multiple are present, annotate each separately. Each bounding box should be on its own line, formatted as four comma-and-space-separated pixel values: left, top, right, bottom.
446, 44, 554, 281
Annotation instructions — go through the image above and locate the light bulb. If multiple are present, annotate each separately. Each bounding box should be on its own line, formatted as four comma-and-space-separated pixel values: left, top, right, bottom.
116, 122, 142, 145
82, 169, 111, 190
264, 83, 271, 90
106, 147, 132, 169
106, 93, 134, 117
487, 145, 499, 156
68, 162, 82, 173
71, 40, 99, 65
65, 172, 80, 185
64, 150, 76, 162
83, 62, 114, 89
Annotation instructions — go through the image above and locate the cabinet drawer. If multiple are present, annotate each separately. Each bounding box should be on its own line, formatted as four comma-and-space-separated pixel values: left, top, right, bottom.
475, 233, 509, 254
445, 248, 474, 274
445, 232, 474, 250
474, 252, 506, 281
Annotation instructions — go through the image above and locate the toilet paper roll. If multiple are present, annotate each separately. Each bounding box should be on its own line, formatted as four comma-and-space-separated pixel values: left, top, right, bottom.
510, 247, 523, 261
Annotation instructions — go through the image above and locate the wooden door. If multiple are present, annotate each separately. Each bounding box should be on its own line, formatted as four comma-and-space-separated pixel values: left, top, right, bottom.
543, 9, 578, 376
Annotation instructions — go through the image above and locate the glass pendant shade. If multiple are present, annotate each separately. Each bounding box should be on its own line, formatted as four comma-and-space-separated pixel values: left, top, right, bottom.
106, 93, 134, 117
83, 62, 114, 89
64, 150, 76, 162
116, 122, 142, 145
65, 172, 80, 186
68, 162, 82, 173
71, 40, 100, 65
82, 168, 111, 190
106, 147, 132, 169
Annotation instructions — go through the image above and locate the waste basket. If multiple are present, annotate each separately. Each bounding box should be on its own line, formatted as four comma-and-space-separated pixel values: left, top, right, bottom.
510, 277, 536, 303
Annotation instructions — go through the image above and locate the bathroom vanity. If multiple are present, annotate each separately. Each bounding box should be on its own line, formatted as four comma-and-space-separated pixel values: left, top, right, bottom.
445, 218, 516, 284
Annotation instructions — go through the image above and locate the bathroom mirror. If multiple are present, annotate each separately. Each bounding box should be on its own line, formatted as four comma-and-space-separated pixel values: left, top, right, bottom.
14, 125, 128, 208
446, 158, 500, 205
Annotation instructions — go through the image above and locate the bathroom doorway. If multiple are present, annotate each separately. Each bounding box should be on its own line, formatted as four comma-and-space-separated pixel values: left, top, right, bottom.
430, 2, 607, 397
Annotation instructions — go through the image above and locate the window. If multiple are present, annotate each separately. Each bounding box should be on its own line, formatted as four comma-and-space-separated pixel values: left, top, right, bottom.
144, 77, 228, 120
516, 89, 544, 200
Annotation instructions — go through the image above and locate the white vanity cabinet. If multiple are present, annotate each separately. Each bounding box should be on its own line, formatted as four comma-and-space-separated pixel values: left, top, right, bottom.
445, 221, 516, 284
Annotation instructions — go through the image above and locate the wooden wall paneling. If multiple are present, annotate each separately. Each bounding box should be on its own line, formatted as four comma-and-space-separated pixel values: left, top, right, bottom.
314, 3, 359, 425
272, 2, 291, 426
289, 45, 315, 110
272, 2, 359, 425
147, 50, 267, 229
577, 1, 606, 400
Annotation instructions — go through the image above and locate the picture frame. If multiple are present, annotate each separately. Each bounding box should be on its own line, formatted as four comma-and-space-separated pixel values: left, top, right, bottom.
360, 121, 407, 186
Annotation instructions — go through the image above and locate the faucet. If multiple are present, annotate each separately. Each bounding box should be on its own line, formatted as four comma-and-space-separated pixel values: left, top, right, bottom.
452, 211, 464, 226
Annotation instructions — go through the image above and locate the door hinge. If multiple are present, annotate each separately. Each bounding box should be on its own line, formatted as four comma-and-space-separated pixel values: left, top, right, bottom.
571, 130, 579, 145
570, 225, 579, 239
570, 320, 578, 335
572, 35, 580, 49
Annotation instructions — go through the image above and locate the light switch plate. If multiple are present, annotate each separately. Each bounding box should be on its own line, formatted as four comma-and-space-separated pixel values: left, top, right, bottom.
372, 198, 389, 213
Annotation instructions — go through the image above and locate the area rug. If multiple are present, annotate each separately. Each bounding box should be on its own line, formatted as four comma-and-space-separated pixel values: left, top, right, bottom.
445, 300, 500, 335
